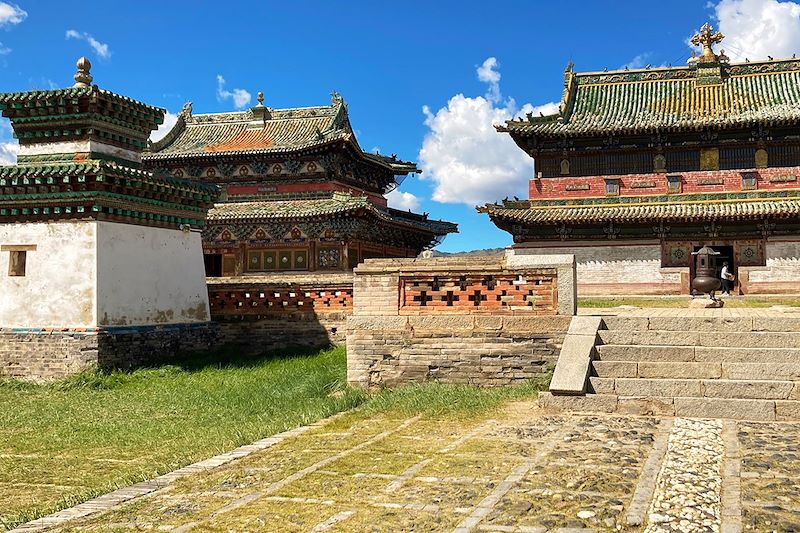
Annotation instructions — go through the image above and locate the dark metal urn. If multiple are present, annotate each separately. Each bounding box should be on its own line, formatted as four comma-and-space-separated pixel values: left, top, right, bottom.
691, 245, 721, 297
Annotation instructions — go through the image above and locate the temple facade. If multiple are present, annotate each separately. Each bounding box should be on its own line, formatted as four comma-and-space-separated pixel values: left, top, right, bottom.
482, 24, 800, 295
143, 93, 456, 277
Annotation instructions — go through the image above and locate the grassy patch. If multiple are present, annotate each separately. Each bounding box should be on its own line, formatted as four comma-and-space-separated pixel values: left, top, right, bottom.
0, 346, 550, 531
579, 296, 800, 308
0, 346, 366, 530
359, 374, 551, 418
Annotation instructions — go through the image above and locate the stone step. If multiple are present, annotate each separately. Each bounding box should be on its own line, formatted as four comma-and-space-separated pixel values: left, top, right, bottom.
601, 315, 800, 333
695, 347, 800, 363
593, 359, 800, 382
539, 392, 800, 421
590, 376, 799, 400
596, 345, 694, 362
598, 329, 800, 348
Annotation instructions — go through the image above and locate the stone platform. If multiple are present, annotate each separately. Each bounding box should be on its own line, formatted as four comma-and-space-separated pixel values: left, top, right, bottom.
11, 402, 800, 532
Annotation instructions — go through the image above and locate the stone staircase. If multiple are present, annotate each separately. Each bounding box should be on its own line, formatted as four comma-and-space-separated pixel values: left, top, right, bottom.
540, 314, 800, 421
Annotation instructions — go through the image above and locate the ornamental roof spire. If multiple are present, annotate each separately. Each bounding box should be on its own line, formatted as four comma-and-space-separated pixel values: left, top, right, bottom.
690, 23, 725, 63
73, 56, 93, 88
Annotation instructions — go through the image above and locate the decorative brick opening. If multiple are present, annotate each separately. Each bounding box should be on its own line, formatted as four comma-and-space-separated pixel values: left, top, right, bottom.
400, 272, 556, 315
209, 286, 353, 316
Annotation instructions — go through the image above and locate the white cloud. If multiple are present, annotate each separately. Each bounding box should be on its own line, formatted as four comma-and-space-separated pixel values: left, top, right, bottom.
0, 119, 18, 165
620, 52, 652, 69
150, 111, 178, 142
712, 0, 800, 61
65, 30, 111, 59
0, 2, 26, 27
418, 58, 557, 206
0, 141, 18, 165
0, 42, 9, 55
216, 75, 251, 109
386, 190, 421, 211
477, 57, 502, 103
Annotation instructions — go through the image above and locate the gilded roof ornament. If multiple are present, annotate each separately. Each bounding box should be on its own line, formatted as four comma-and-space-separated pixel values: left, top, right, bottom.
690, 23, 725, 63
256, 91, 264, 106
73, 56, 93, 88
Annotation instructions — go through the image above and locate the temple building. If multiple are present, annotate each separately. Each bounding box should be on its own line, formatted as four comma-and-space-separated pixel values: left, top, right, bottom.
143, 93, 456, 277
482, 24, 800, 295
0, 58, 219, 378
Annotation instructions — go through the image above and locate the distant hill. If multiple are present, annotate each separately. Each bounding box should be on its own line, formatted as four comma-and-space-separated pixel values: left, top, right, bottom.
421, 248, 506, 258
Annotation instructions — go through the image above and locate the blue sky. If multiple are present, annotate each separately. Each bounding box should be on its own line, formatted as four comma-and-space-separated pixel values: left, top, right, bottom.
2, 0, 799, 251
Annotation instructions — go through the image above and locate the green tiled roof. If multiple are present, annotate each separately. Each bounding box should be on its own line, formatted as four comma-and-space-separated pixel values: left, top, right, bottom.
0, 160, 218, 196
481, 189, 800, 224
0, 86, 164, 116
500, 59, 800, 137
144, 99, 418, 173
208, 192, 457, 236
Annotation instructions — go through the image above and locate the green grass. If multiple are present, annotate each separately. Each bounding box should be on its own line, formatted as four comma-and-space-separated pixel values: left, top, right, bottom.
579, 296, 800, 308
0, 347, 549, 530
360, 374, 550, 418
0, 346, 366, 529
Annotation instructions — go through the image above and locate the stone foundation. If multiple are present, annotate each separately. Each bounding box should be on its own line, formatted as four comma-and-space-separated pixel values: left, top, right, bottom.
347, 315, 569, 388
215, 313, 347, 354
0, 323, 219, 380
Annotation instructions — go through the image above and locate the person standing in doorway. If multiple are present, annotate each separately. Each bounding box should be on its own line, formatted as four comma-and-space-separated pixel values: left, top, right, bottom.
720, 261, 733, 296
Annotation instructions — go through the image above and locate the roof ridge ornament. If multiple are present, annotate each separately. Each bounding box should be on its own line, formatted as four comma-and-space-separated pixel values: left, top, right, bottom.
73, 57, 93, 88
250, 90, 271, 123
690, 23, 725, 63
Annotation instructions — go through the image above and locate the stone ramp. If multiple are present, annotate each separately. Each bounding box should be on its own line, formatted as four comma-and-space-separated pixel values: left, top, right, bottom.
541, 311, 800, 420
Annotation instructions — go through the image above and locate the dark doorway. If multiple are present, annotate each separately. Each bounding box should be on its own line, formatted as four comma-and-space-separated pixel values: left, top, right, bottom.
690, 245, 735, 294
204, 254, 223, 277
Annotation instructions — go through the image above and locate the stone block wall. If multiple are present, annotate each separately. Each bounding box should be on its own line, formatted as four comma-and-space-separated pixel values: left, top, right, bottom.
347, 254, 575, 388
347, 315, 570, 388
215, 313, 347, 354
0, 323, 219, 380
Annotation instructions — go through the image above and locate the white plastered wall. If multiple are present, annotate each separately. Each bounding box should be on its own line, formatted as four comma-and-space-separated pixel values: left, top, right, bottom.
514, 243, 680, 285
95, 222, 210, 326
748, 240, 800, 283
0, 221, 97, 328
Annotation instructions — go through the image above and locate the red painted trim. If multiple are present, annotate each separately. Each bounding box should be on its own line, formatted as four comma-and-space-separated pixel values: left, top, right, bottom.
529, 167, 800, 200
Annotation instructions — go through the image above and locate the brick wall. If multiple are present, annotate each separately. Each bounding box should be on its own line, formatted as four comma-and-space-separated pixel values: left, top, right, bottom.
0, 323, 219, 380
529, 166, 800, 200
347, 255, 576, 388
208, 273, 353, 353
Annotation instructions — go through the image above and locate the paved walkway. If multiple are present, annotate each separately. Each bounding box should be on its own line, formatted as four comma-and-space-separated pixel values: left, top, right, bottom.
19, 402, 800, 533
578, 306, 800, 318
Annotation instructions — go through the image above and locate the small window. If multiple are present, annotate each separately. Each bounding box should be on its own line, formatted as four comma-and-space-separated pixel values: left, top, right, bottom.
667, 175, 682, 194
9, 250, 26, 276
604, 178, 620, 196
3, 245, 35, 277
741, 172, 757, 191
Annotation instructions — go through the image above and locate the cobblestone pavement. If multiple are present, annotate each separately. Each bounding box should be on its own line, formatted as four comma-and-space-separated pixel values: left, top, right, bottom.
18, 402, 800, 533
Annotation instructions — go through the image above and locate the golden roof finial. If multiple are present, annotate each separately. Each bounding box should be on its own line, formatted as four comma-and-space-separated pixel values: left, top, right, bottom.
690, 23, 725, 63
257, 91, 264, 106
73, 56, 93, 88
